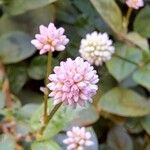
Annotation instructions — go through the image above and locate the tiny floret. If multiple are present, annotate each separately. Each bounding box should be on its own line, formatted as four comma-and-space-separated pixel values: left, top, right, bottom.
79, 31, 115, 66
126, 0, 144, 9
47, 57, 99, 107
63, 127, 94, 150
31, 23, 69, 54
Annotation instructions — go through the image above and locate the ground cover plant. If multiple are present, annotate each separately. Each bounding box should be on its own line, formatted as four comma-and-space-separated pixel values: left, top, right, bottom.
0, 0, 150, 150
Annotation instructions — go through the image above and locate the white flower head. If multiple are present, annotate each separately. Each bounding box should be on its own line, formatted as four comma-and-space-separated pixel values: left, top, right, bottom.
63, 127, 94, 150
79, 31, 115, 66
126, 0, 144, 9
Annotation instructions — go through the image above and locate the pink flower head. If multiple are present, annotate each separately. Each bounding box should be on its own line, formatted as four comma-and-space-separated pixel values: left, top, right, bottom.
47, 57, 99, 107
126, 0, 144, 9
31, 23, 69, 54
63, 126, 94, 150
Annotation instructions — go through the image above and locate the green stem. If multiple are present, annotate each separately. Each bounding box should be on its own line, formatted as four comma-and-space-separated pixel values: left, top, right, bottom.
126, 7, 132, 24
40, 103, 62, 134
43, 52, 52, 124
114, 54, 139, 66
47, 103, 62, 123
124, 7, 133, 32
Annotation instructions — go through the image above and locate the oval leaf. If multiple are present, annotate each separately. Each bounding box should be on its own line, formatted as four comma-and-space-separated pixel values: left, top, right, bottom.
106, 44, 142, 81
126, 32, 149, 53
4, 0, 57, 16
133, 63, 150, 90
6, 64, 28, 93
28, 56, 47, 80
90, 0, 123, 33
134, 6, 150, 38
99, 87, 150, 117
0, 31, 36, 64
107, 126, 133, 150
141, 115, 150, 135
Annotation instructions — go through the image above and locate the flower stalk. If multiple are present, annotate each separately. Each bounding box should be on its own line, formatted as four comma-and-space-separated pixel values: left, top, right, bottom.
123, 7, 133, 32
43, 51, 52, 124
47, 103, 62, 123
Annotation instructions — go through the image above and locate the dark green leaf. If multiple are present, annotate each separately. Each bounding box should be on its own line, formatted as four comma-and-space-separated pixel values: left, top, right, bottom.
133, 63, 150, 90
6, 64, 28, 93
4, 0, 57, 16
106, 44, 142, 81
134, 6, 150, 38
125, 118, 143, 134
17, 90, 43, 104
0, 31, 36, 64
90, 0, 123, 33
28, 56, 47, 80
141, 115, 150, 134
107, 126, 133, 150
99, 87, 150, 117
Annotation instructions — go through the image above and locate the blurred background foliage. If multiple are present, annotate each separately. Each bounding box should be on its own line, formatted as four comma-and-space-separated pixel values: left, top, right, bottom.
0, 0, 149, 150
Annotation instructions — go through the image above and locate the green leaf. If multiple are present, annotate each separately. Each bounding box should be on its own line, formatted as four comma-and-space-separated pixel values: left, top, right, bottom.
126, 32, 149, 53
18, 90, 43, 104
19, 103, 40, 119
70, 105, 99, 126
106, 44, 142, 81
0, 134, 15, 150
133, 63, 150, 90
4, 0, 57, 16
0, 91, 5, 109
134, 6, 150, 38
30, 100, 78, 138
141, 115, 150, 134
28, 56, 47, 80
72, 0, 112, 34
100, 144, 112, 150
107, 126, 133, 150
99, 67, 117, 93
0, 31, 36, 64
125, 118, 143, 134
31, 140, 61, 150
6, 64, 28, 93
0, 4, 55, 35
43, 105, 78, 139
99, 87, 150, 117
90, 0, 123, 33
16, 122, 31, 136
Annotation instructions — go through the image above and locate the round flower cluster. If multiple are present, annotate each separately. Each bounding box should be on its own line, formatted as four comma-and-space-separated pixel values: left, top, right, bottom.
126, 0, 144, 9
47, 57, 99, 107
31, 23, 69, 54
63, 127, 93, 150
79, 31, 115, 66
